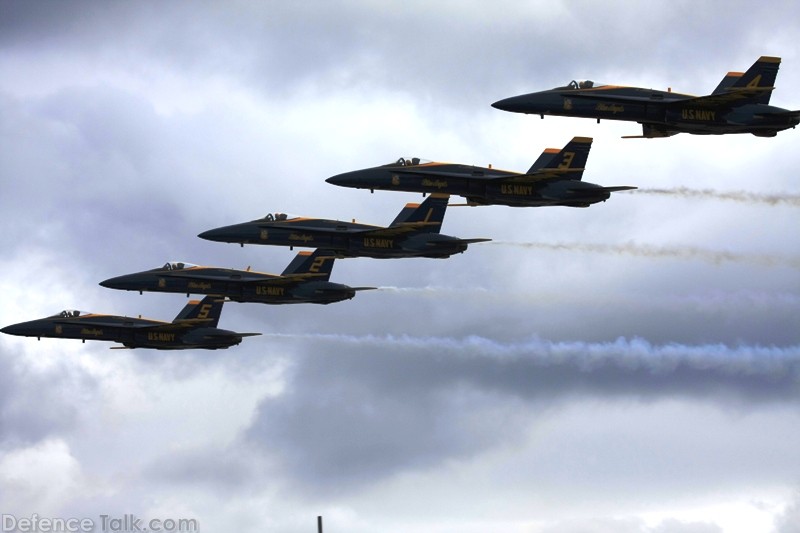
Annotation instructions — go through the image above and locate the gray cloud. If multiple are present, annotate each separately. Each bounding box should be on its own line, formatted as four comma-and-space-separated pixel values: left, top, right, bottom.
246, 334, 800, 492
0, 346, 97, 447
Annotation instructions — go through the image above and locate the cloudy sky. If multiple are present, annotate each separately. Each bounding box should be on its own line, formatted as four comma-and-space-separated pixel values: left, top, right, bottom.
1, 1, 799, 532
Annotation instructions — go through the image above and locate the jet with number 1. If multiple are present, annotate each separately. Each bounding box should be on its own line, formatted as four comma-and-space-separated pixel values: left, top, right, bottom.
198, 193, 489, 258
492, 56, 799, 138
1, 296, 259, 350
326, 137, 635, 208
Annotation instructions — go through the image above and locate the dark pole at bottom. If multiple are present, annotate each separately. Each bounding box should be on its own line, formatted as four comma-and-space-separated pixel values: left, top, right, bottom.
318, 516, 323, 533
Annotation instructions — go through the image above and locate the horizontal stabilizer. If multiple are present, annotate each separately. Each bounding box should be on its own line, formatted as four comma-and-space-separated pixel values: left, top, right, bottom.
454, 238, 492, 245
588, 186, 638, 193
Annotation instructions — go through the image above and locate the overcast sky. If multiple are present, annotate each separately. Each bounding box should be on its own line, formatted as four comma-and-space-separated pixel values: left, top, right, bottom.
1, 1, 799, 532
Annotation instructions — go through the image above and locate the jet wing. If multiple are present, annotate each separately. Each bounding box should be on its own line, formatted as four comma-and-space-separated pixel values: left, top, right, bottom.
558, 91, 689, 104
162, 269, 279, 283
357, 222, 442, 238
164, 269, 325, 285
256, 220, 380, 232
674, 87, 774, 109
151, 319, 214, 330
54, 317, 210, 331
391, 167, 513, 180
498, 168, 588, 183
54, 317, 170, 329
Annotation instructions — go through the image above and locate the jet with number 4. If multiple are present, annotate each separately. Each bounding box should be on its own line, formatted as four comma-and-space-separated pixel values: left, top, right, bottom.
326, 137, 634, 207
198, 193, 489, 258
99, 249, 374, 305
1, 296, 259, 350
492, 56, 799, 138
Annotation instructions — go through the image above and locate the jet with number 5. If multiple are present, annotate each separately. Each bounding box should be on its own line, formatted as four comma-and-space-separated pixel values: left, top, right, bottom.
492, 56, 799, 138
198, 193, 489, 258
1, 296, 259, 350
326, 137, 634, 207
99, 249, 374, 305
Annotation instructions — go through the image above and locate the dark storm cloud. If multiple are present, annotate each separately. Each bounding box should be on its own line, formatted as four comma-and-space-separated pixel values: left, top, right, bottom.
3, 0, 791, 110
246, 334, 800, 492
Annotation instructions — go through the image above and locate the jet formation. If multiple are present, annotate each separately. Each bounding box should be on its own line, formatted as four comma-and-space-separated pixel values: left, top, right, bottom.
1, 296, 259, 350
492, 56, 800, 138
3, 55, 796, 349
198, 193, 490, 258
326, 137, 635, 207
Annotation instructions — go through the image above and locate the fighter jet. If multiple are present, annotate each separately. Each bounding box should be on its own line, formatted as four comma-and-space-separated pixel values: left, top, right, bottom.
99, 249, 374, 304
1, 296, 259, 350
198, 193, 489, 258
326, 137, 634, 208
492, 56, 800, 138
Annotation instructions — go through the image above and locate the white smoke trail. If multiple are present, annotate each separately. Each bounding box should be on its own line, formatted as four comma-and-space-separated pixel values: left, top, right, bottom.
377, 286, 489, 295
490, 241, 800, 269
261, 332, 799, 377
636, 187, 800, 207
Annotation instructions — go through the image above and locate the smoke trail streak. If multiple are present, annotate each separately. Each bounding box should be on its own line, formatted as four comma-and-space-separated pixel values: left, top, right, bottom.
377, 286, 489, 295
490, 241, 800, 269
261, 332, 800, 369
636, 187, 800, 207
260, 332, 800, 400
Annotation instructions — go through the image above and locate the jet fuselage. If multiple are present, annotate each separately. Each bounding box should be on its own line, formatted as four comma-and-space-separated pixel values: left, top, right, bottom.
100, 266, 358, 304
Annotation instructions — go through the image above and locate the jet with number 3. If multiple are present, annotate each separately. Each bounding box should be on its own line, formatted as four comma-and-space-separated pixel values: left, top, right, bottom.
1, 296, 259, 350
326, 137, 635, 207
198, 193, 489, 258
100, 249, 374, 305
492, 56, 799, 138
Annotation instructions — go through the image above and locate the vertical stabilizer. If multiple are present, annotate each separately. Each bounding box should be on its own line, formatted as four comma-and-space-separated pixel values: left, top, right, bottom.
280, 249, 336, 280
389, 193, 449, 233
527, 137, 592, 180
173, 296, 223, 327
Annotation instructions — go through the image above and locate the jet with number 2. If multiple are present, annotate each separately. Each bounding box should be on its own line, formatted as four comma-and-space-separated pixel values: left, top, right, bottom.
492, 56, 799, 138
99, 249, 374, 305
326, 137, 635, 208
1, 296, 259, 350
198, 193, 489, 258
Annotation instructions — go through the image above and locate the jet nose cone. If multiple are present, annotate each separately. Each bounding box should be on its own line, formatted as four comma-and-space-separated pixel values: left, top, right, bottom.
198, 228, 225, 242
99, 275, 125, 289
326, 171, 361, 188
2, 323, 25, 336
491, 95, 523, 112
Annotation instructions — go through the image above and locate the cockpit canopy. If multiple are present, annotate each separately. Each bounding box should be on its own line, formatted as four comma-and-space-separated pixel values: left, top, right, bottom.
161, 261, 199, 271
261, 213, 297, 222
51, 310, 89, 318
393, 157, 433, 166
561, 80, 607, 90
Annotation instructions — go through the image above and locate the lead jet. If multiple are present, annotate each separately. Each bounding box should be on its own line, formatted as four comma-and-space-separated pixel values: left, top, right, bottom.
198, 193, 489, 258
99, 249, 374, 305
1, 296, 259, 350
326, 137, 634, 207
492, 56, 800, 138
